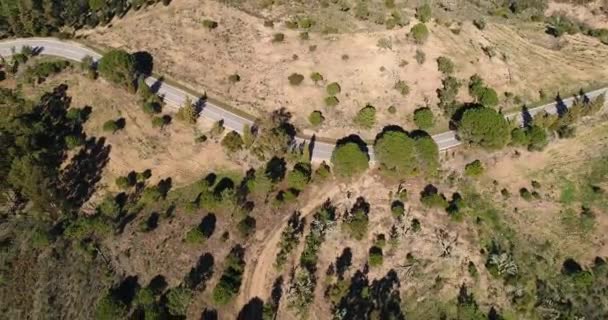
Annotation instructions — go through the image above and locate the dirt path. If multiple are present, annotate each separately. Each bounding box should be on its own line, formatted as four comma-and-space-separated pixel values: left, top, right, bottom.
239, 183, 346, 306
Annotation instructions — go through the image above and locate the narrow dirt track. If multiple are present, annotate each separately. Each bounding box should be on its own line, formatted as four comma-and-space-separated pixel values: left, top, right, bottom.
239, 183, 346, 307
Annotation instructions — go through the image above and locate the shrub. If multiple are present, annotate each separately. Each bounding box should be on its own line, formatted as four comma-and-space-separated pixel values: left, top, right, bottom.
331, 142, 369, 177
368, 246, 384, 267
310, 72, 323, 84
325, 96, 340, 107
221, 131, 244, 153
411, 218, 421, 232
237, 216, 256, 237
272, 33, 285, 42
202, 19, 218, 29
151, 115, 170, 128
416, 3, 432, 23
394, 80, 410, 95
410, 23, 429, 44
288, 73, 305, 85
415, 49, 426, 64
527, 125, 549, 151
388, 105, 397, 114
299, 31, 310, 40
185, 228, 205, 244
343, 209, 369, 240
309, 110, 324, 126
457, 107, 510, 150
464, 160, 484, 177
326, 82, 341, 95
298, 17, 314, 29
391, 200, 405, 218
473, 18, 486, 30
420, 186, 447, 208
413, 107, 434, 129
98, 49, 136, 88
354, 105, 376, 128
314, 162, 331, 180
520, 187, 533, 201
102, 119, 120, 133
437, 76, 461, 116
212, 247, 245, 305
95, 294, 127, 320
436, 56, 454, 75
228, 74, 241, 83
143, 101, 161, 114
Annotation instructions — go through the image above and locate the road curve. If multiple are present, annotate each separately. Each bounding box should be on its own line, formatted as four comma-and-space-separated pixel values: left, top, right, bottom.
1, 38, 606, 161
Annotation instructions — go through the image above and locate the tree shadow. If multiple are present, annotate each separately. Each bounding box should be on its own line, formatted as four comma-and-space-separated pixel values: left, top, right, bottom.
336, 134, 369, 160
148, 76, 164, 94
111, 275, 140, 306
144, 212, 160, 231
60, 136, 111, 209
308, 134, 316, 162
265, 157, 287, 182
237, 297, 264, 320
336, 269, 405, 320
185, 252, 214, 290
157, 177, 172, 198
521, 105, 533, 127
133, 51, 154, 76
213, 177, 234, 196
201, 308, 218, 320
555, 94, 568, 117
351, 196, 370, 215
149, 275, 168, 295
200, 213, 216, 238
336, 247, 353, 279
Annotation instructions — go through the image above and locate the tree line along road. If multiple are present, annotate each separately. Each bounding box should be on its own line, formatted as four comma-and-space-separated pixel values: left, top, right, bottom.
1, 38, 606, 162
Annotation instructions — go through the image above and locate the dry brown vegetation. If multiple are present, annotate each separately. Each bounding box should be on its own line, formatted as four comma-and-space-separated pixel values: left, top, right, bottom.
82, 0, 608, 140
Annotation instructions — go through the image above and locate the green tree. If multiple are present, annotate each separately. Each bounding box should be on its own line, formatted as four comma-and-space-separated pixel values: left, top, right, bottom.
95, 294, 127, 320
326, 82, 341, 95
309, 111, 324, 126
325, 96, 340, 107
176, 97, 198, 124
416, 3, 432, 23
413, 107, 434, 129
98, 50, 136, 89
410, 23, 429, 44
331, 142, 369, 177
212, 247, 246, 305
527, 125, 549, 151
457, 107, 509, 150
310, 72, 323, 84
354, 105, 376, 128
287, 163, 312, 191
374, 130, 416, 176
221, 131, 244, 153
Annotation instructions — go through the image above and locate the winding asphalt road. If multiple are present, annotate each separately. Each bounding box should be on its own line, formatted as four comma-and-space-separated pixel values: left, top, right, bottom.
1, 38, 606, 161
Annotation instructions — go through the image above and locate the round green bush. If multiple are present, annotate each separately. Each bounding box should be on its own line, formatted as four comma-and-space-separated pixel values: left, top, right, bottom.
331, 142, 369, 177
413, 107, 434, 129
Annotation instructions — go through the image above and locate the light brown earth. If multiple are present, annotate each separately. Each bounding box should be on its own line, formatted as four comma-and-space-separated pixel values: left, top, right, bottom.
82, 0, 608, 141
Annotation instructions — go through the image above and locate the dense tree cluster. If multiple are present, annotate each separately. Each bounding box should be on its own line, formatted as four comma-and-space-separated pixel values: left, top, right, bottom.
0, 85, 89, 214
374, 128, 439, 178
457, 106, 510, 150
0, 0, 170, 38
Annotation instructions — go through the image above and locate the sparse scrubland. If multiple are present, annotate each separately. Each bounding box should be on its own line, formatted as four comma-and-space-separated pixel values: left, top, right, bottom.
1, 0, 608, 319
